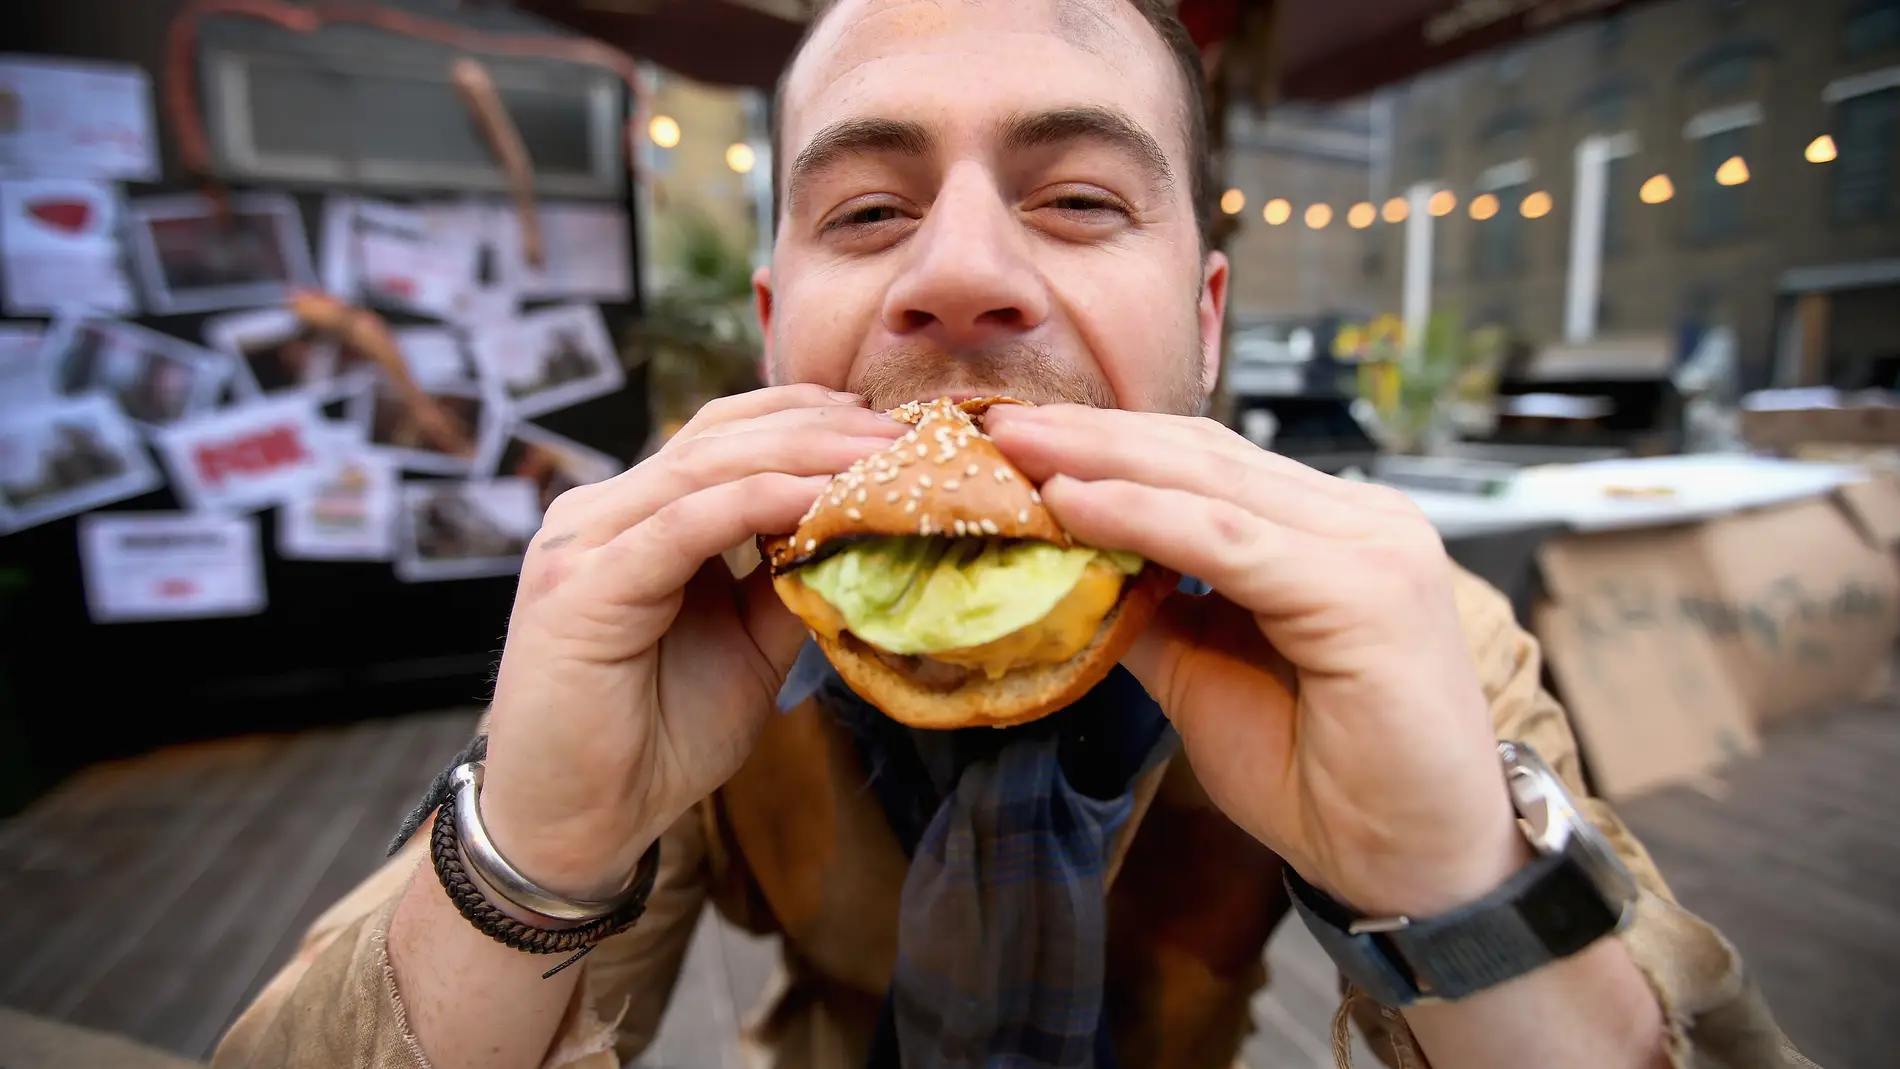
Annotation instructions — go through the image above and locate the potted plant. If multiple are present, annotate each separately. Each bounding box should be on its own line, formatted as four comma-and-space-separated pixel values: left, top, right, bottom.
623, 207, 765, 456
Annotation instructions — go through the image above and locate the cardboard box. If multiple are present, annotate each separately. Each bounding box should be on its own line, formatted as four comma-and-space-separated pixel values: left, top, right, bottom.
1740, 392, 1900, 451
1535, 485, 1900, 800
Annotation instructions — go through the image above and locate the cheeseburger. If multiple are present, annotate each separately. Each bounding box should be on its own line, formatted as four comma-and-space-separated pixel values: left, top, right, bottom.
763, 396, 1174, 729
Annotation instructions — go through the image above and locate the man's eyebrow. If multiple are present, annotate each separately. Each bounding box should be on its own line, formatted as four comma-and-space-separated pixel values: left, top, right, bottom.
786, 118, 935, 211
997, 106, 1174, 190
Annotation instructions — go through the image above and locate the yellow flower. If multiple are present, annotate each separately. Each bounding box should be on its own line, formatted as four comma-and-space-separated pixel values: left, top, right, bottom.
1335, 325, 1367, 359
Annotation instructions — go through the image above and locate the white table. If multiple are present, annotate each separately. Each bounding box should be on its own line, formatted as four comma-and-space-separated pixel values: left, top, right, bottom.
1390, 454, 1870, 538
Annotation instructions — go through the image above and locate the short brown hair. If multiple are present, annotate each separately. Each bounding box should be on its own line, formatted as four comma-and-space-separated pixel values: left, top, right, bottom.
769, 0, 1213, 250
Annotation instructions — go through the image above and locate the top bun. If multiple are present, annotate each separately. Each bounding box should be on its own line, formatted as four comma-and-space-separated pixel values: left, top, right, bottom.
766, 396, 1065, 572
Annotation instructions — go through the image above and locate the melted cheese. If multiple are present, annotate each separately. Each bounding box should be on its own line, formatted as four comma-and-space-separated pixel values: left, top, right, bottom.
778, 558, 1126, 679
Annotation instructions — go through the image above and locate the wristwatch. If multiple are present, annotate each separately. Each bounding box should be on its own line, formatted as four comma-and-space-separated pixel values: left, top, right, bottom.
1285, 740, 1641, 1008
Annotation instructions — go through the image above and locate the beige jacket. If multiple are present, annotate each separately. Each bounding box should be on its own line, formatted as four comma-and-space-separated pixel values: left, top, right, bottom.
212, 568, 1812, 1069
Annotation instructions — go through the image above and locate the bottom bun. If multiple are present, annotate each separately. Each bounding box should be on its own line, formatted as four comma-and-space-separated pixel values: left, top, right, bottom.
814, 564, 1177, 730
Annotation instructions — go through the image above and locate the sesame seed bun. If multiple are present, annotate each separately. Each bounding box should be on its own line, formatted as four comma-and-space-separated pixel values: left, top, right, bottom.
762, 396, 1174, 730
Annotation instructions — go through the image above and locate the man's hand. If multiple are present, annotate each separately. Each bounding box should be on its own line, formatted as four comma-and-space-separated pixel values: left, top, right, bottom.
477, 385, 904, 899
985, 404, 1522, 918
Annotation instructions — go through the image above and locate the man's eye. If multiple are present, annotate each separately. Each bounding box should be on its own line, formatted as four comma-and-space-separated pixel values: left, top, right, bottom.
830, 205, 903, 229
1041, 193, 1131, 218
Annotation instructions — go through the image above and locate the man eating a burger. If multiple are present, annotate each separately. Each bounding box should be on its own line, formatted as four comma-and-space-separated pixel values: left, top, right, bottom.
215, 1, 1801, 1068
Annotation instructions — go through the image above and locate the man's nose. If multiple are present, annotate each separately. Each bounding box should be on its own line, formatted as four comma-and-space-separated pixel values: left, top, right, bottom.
880, 166, 1050, 347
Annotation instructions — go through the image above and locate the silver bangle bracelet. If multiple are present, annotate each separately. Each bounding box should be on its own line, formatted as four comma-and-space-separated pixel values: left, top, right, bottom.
449, 761, 646, 923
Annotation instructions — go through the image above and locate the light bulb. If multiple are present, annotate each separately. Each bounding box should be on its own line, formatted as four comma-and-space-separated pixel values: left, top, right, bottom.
726, 143, 757, 174
1220, 188, 1246, 215
1429, 190, 1456, 217
1639, 173, 1674, 204
1347, 202, 1376, 229
1806, 135, 1838, 164
648, 115, 681, 149
1521, 190, 1553, 219
1381, 196, 1409, 223
1305, 203, 1333, 229
1469, 193, 1499, 220
1263, 198, 1292, 225
1715, 155, 1750, 186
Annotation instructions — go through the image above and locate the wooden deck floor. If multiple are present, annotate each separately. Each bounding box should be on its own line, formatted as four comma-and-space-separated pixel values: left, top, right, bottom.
0, 697, 1894, 1068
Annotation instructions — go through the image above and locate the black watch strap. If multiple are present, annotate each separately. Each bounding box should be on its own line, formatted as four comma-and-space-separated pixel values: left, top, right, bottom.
1284, 847, 1625, 1008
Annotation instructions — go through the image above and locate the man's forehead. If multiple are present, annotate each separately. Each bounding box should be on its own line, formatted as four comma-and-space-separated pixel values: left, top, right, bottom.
804, 0, 1134, 53
783, 0, 1166, 133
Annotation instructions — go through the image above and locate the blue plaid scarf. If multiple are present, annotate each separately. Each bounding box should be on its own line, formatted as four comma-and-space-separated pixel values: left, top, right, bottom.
777, 642, 1178, 1069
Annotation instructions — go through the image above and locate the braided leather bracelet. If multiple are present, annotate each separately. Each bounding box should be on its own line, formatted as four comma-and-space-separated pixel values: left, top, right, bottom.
391, 734, 661, 979
428, 790, 660, 978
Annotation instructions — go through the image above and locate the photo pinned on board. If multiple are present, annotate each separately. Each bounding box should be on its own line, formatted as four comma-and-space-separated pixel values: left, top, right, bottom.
127, 191, 317, 314
203, 307, 346, 400
478, 420, 624, 513
395, 477, 540, 582
469, 302, 625, 420
39, 314, 232, 428
349, 373, 502, 476
0, 392, 163, 533
277, 430, 400, 562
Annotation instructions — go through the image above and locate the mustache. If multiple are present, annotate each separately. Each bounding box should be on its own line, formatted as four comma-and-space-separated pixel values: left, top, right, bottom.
847, 341, 1118, 413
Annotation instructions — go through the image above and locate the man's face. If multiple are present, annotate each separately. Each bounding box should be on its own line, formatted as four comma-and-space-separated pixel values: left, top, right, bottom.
757, 0, 1226, 415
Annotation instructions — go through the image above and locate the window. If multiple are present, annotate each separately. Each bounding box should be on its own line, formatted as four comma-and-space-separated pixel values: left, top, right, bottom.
1692, 127, 1748, 241
1701, 55, 1757, 96
1598, 11, 1629, 60
1412, 135, 1444, 183
1476, 185, 1527, 277
1603, 153, 1635, 254
1844, 0, 1900, 57
1833, 89, 1900, 223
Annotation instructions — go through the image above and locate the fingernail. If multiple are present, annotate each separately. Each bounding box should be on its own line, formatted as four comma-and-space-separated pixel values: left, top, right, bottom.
828, 390, 862, 402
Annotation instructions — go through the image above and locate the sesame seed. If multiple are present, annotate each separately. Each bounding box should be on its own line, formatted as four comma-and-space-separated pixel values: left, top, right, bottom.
909, 486, 923, 498
904, 499, 917, 513
805, 539, 816, 552
993, 468, 1008, 483
918, 475, 932, 488
1017, 508, 1029, 524
953, 519, 967, 536
980, 518, 999, 535
856, 488, 867, 504
965, 464, 979, 477
886, 490, 900, 503
1029, 489, 1042, 504
916, 445, 928, 458
944, 479, 960, 491
846, 507, 862, 520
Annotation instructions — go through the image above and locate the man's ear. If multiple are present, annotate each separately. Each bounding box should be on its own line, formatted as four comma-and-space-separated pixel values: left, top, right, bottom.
1198, 250, 1229, 398
753, 265, 776, 385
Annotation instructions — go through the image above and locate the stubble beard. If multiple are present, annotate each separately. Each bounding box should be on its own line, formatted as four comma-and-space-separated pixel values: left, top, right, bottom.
772, 333, 1207, 417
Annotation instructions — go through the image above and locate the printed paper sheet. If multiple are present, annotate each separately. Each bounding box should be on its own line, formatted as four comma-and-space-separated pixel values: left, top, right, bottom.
0, 177, 136, 316
0, 393, 162, 533
152, 392, 334, 514
277, 430, 399, 561
0, 56, 159, 181
78, 511, 267, 623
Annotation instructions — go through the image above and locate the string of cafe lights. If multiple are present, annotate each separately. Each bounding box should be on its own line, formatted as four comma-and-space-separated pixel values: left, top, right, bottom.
1220, 134, 1842, 229
646, 114, 760, 175
643, 111, 1844, 211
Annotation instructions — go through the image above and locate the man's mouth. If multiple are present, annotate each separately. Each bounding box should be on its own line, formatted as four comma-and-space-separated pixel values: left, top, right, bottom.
938, 389, 1021, 404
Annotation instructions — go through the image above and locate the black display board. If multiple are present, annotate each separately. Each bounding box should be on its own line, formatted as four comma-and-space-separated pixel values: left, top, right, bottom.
1, 0, 651, 812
